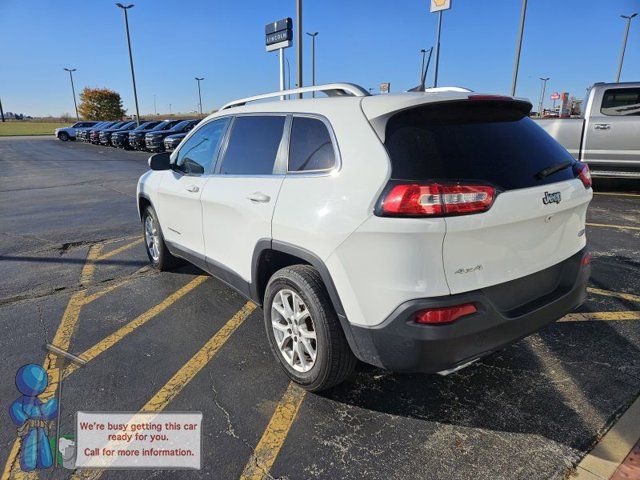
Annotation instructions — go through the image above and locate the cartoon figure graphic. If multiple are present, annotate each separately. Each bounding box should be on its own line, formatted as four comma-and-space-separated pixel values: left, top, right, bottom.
9, 364, 58, 471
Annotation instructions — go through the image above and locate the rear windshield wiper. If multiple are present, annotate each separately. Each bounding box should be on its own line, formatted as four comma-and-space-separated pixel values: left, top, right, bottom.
535, 161, 573, 180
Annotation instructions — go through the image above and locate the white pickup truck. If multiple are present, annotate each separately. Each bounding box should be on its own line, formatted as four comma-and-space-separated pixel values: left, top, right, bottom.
534, 82, 640, 179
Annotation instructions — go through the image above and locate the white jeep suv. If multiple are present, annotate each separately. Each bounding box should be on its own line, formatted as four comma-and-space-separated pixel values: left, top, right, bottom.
137, 83, 592, 391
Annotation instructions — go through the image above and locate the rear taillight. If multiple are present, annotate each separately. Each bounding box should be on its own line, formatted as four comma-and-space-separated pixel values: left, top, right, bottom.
574, 162, 592, 189
582, 253, 591, 267
378, 183, 495, 217
414, 304, 477, 325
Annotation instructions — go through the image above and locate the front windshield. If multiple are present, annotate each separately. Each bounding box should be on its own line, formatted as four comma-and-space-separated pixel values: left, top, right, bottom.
135, 121, 160, 131
170, 121, 191, 132
151, 121, 172, 131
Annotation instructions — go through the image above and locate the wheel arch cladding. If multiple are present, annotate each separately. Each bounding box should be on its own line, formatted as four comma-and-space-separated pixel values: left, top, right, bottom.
251, 240, 364, 359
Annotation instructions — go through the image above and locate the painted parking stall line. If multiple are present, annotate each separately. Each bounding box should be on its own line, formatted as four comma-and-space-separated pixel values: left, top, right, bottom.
2, 243, 103, 480
586, 222, 640, 232
560, 311, 640, 322
240, 382, 306, 480
64, 275, 209, 378
68, 301, 257, 480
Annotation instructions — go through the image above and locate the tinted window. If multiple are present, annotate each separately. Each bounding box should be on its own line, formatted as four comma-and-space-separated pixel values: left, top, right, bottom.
288, 117, 336, 171
152, 120, 180, 131
601, 88, 640, 116
170, 120, 197, 132
385, 102, 576, 191
175, 118, 229, 175
220, 116, 285, 175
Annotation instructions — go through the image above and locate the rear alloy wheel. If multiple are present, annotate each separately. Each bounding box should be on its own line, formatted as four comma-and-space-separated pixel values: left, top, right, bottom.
271, 289, 318, 373
142, 206, 182, 271
264, 265, 357, 392
58, 132, 70, 141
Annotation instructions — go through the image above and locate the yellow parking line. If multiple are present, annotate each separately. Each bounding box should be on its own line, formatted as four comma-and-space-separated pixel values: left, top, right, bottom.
586, 222, 640, 231
239, 382, 307, 480
69, 301, 256, 480
588, 287, 640, 304
560, 311, 640, 322
2, 243, 102, 480
81, 277, 135, 305
96, 238, 143, 261
593, 192, 640, 198
142, 301, 256, 411
64, 275, 209, 378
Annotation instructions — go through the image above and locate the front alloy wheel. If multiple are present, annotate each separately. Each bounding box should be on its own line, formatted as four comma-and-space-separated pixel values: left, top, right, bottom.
141, 206, 181, 271
144, 214, 160, 262
271, 289, 317, 373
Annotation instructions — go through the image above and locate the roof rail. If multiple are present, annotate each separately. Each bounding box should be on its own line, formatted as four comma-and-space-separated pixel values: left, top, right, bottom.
220, 83, 370, 110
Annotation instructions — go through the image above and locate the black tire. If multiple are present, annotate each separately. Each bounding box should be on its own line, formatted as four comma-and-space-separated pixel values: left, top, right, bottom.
263, 265, 357, 392
141, 206, 182, 271
58, 132, 70, 141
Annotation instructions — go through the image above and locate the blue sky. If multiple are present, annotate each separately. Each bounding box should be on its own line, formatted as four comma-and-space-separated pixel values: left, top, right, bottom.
1, 0, 638, 117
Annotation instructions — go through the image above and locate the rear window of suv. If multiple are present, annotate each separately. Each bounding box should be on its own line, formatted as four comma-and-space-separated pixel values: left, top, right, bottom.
384, 101, 576, 190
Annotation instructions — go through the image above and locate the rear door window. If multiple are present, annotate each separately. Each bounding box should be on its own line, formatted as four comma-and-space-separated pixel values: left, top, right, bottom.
600, 88, 640, 116
220, 116, 285, 175
384, 101, 576, 190
288, 117, 336, 172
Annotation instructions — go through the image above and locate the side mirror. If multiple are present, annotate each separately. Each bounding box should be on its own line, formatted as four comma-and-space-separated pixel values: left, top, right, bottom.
148, 152, 171, 171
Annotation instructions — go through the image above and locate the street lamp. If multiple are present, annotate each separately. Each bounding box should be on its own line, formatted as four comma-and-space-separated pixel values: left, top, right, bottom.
296, 0, 303, 98
116, 3, 141, 125
306, 32, 318, 97
195, 77, 205, 115
617, 13, 637, 82
511, 0, 528, 96
538, 77, 550, 117
63, 68, 79, 121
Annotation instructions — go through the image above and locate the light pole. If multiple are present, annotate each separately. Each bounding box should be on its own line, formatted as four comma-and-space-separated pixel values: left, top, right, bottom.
286, 57, 291, 89
195, 77, 204, 115
306, 32, 318, 97
433, 10, 444, 87
420, 49, 427, 86
617, 13, 637, 82
296, 0, 303, 98
116, 3, 141, 125
63, 68, 79, 121
153, 94, 157, 115
0, 97, 4, 122
511, 0, 528, 96
169, 103, 172, 115
538, 77, 550, 117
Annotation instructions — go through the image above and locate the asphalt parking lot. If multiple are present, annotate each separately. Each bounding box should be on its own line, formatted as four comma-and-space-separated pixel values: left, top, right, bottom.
0, 136, 639, 480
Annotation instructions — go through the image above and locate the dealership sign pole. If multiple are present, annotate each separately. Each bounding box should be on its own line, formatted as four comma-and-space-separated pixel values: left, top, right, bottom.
430, 0, 451, 88
266, 18, 293, 100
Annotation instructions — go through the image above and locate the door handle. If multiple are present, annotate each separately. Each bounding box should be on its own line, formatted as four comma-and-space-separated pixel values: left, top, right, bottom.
185, 185, 200, 193
594, 123, 611, 130
247, 192, 271, 203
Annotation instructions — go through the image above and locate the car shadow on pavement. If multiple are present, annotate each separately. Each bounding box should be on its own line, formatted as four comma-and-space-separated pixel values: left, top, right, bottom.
322, 315, 640, 452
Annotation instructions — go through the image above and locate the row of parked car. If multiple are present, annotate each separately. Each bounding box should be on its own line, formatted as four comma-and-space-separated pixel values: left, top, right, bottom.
55, 118, 200, 152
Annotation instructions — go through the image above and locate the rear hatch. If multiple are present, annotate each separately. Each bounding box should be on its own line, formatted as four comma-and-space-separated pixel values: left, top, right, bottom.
379, 97, 592, 295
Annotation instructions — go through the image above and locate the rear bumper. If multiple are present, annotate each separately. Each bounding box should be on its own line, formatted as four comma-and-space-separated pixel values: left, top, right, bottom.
347, 247, 590, 373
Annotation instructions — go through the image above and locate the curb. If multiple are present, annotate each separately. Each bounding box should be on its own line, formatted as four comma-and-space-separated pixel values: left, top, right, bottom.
573, 395, 640, 479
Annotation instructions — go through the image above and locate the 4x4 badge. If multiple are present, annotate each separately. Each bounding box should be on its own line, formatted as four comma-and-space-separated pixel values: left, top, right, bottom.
542, 191, 561, 205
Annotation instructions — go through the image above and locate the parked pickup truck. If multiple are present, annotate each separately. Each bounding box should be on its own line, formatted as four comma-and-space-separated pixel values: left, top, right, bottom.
534, 82, 640, 178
